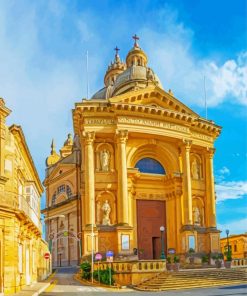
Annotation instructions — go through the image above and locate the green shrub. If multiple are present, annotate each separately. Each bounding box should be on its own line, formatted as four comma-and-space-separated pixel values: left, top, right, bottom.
174, 255, 180, 263
202, 254, 209, 263
167, 256, 171, 264
80, 261, 91, 280
93, 267, 115, 285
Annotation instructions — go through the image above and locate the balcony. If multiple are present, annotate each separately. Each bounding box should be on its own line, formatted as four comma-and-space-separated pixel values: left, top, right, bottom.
0, 191, 42, 231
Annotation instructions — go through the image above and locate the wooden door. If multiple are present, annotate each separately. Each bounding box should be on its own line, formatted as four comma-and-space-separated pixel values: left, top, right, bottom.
137, 200, 166, 259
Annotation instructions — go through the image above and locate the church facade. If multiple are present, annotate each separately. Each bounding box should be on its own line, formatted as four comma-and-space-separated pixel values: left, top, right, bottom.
43, 37, 221, 266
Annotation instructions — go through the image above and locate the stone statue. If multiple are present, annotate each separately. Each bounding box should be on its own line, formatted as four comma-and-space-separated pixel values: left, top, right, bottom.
193, 207, 201, 225
102, 200, 111, 225
191, 158, 200, 180
100, 149, 110, 172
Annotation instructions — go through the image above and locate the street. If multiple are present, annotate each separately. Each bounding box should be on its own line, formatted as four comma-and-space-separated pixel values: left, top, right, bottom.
41, 267, 247, 296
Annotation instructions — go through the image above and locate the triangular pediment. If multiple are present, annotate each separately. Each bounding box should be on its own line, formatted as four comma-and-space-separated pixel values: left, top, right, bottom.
44, 162, 76, 185
109, 85, 199, 117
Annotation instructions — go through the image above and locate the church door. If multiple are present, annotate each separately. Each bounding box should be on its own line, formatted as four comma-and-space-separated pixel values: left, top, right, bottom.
137, 200, 166, 260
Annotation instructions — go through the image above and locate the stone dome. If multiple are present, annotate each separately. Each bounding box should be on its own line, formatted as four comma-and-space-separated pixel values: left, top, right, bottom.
91, 37, 163, 100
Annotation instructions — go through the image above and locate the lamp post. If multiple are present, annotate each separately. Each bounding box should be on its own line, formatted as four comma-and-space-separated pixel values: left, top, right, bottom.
226, 229, 230, 256
160, 226, 166, 259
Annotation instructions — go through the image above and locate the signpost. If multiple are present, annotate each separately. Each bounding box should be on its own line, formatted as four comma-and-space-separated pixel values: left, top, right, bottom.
106, 251, 114, 286
95, 253, 102, 283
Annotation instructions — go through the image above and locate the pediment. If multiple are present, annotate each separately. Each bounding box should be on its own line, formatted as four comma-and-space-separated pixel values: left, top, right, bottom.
109, 85, 199, 117
44, 162, 76, 184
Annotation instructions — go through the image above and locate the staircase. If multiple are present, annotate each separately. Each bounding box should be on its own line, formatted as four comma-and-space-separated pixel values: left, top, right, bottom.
135, 268, 247, 291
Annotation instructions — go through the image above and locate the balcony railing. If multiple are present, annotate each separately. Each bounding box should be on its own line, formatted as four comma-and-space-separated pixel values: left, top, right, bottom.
0, 191, 41, 231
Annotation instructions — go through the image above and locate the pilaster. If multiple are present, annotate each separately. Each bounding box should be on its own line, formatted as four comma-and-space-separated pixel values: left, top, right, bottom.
116, 130, 129, 225
181, 139, 193, 225
83, 131, 95, 226
205, 147, 216, 228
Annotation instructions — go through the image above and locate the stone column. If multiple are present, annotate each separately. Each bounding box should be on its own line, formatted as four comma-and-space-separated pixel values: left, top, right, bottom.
83, 131, 95, 226
205, 148, 216, 227
181, 140, 193, 225
116, 130, 128, 225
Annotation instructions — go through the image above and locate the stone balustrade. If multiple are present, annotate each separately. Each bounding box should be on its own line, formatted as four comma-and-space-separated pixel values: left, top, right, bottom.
93, 260, 166, 285
232, 258, 247, 267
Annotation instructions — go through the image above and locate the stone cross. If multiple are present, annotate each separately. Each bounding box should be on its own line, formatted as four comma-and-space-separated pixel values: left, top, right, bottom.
132, 34, 140, 47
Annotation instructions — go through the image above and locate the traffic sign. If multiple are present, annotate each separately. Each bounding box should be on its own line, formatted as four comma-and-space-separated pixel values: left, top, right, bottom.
44, 252, 50, 259
95, 253, 102, 261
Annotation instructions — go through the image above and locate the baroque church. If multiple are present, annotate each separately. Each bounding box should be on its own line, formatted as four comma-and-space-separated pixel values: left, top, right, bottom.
42, 36, 221, 267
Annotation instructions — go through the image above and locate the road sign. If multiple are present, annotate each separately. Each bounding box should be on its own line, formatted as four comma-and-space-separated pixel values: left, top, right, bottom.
95, 253, 102, 261
44, 252, 50, 259
106, 250, 114, 262
168, 248, 176, 254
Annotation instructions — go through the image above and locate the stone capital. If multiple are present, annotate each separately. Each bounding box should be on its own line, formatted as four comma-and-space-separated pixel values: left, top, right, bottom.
206, 147, 215, 158
82, 131, 95, 145
181, 139, 192, 151
116, 129, 128, 144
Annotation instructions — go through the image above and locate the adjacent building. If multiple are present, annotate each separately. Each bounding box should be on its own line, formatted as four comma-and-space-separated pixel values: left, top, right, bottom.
221, 234, 247, 259
43, 37, 222, 266
0, 98, 51, 295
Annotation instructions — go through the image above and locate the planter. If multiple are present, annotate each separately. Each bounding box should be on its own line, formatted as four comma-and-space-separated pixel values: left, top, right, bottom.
224, 261, 232, 269
189, 257, 195, 264
166, 263, 173, 271
215, 260, 222, 268
202, 262, 208, 268
173, 263, 180, 271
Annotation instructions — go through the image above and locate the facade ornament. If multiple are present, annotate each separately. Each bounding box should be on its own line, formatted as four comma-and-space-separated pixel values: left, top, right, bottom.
116, 130, 128, 144
100, 149, 110, 172
102, 200, 111, 225
193, 206, 201, 226
191, 158, 200, 180
83, 131, 95, 145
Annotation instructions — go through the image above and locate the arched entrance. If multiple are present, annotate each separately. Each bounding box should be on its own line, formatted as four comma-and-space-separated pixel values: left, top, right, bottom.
135, 157, 167, 260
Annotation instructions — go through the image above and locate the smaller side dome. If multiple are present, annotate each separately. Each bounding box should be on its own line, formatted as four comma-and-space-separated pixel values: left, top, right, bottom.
60, 133, 73, 157
126, 34, 148, 68
46, 139, 60, 167
104, 47, 126, 87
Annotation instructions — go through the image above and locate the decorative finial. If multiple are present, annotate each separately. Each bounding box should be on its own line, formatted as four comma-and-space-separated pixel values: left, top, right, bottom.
114, 46, 120, 63
132, 34, 140, 47
51, 139, 56, 154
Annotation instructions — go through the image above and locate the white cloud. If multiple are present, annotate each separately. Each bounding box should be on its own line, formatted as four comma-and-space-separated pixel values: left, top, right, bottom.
140, 15, 247, 107
216, 181, 247, 203
218, 218, 247, 236
219, 166, 230, 175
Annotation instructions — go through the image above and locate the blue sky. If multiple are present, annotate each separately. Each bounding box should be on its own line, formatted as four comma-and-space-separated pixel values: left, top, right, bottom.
0, 0, 246, 236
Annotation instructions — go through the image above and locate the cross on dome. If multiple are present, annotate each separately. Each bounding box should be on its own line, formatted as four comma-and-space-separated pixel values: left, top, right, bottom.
132, 34, 140, 47
114, 46, 120, 55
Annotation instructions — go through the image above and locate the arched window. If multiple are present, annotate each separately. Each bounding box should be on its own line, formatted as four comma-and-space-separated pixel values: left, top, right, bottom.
51, 185, 73, 206
135, 158, 166, 175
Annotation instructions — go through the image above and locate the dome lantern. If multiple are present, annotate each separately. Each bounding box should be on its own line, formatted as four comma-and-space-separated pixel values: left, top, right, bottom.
104, 46, 126, 87
126, 34, 148, 68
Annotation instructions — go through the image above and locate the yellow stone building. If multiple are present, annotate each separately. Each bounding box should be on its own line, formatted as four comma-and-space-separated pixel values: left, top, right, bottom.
221, 234, 247, 259
0, 98, 51, 294
43, 37, 222, 266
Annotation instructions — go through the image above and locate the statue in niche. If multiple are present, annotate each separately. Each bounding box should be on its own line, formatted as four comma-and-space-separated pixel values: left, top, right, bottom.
191, 158, 200, 180
102, 200, 111, 225
100, 149, 110, 172
193, 207, 201, 226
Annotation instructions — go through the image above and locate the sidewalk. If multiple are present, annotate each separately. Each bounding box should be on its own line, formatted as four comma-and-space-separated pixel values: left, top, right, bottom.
9, 282, 50, 296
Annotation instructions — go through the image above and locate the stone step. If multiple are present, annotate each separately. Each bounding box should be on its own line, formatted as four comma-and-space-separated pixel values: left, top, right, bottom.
135, 268, 247, 292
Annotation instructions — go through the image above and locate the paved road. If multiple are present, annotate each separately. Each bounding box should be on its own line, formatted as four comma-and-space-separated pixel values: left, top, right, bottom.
41, 266, 106, 295
41, 267, 247, 295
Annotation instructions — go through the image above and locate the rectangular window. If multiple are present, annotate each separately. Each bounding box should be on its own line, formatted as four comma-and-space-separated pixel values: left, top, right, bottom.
121, 234, 130, 250
234, 245, 237, 252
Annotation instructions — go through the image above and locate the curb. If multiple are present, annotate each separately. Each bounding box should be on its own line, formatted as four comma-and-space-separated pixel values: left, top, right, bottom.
32, 282, 51, 296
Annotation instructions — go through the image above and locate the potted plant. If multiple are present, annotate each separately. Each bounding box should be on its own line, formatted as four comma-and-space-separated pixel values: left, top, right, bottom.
188, 248, 195, 264
224, 251, 232, 269
201, 254, 209, 267
166, 256, 173, 271
212, 253, 223, 268
173, 255, 180, 271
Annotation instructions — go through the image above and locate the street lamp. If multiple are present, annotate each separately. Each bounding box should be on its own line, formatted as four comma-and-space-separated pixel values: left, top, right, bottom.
160, 226, 166, 259
226, 229, 230, 256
